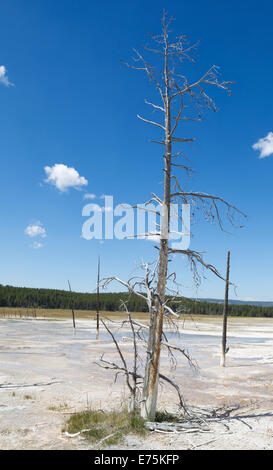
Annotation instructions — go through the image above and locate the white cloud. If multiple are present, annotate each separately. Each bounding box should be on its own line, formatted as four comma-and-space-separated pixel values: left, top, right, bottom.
44, 164, 88, 192
83, 193, 96, 200
0, 65, 13, 87
252, 132, 273, 158
32, 241, 44, 250
25, 222, 47, 238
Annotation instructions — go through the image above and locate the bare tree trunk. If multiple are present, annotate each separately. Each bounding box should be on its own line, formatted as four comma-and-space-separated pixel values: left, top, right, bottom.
96, 256, 100, 339
68, 280, 76, 330
141, 36, 171, 420
220, 250, 230, 367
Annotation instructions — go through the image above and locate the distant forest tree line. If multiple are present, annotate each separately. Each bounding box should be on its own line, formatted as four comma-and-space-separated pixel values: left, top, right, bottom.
0, 284, 272, 317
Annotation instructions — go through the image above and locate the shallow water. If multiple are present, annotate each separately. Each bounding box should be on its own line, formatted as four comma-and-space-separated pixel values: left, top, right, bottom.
2, 317, 272, 345
0, 316, 272, 413
1, 317, 272, 367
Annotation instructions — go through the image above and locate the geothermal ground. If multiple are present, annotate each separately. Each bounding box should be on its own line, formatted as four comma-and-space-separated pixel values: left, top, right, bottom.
0, 314, 272, 450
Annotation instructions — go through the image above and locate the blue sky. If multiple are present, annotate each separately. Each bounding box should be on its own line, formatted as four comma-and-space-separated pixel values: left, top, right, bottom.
0, 0, 273, 300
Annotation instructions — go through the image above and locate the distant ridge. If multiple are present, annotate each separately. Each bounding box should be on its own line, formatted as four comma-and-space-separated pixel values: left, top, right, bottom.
196, 298, 273, 307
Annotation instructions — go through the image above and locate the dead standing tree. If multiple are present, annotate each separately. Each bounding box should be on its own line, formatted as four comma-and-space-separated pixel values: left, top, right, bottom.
68, 280, 76, 330
96, 256, 100, 339
98, 269, 195, 415
221, 250, 230, 367
99, 11, 245, 421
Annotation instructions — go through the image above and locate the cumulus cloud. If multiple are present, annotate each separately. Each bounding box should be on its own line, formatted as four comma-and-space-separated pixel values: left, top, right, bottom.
0, 65, 13, 86
44, 164, 88, 192
25, 222, 47, 238
83, 193, 96, 200
252, 132, 273, 158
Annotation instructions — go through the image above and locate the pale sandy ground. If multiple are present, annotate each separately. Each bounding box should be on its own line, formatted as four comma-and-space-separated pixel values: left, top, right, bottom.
0, 315, 272, 450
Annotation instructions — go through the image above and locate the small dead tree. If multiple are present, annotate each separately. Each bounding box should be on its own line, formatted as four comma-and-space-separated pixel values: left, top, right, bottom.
96, 278, 194, 415
221, 250, 230, 367
68, 280, 76, 330
98, 11, 245, 421
96, 256, 100, 339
